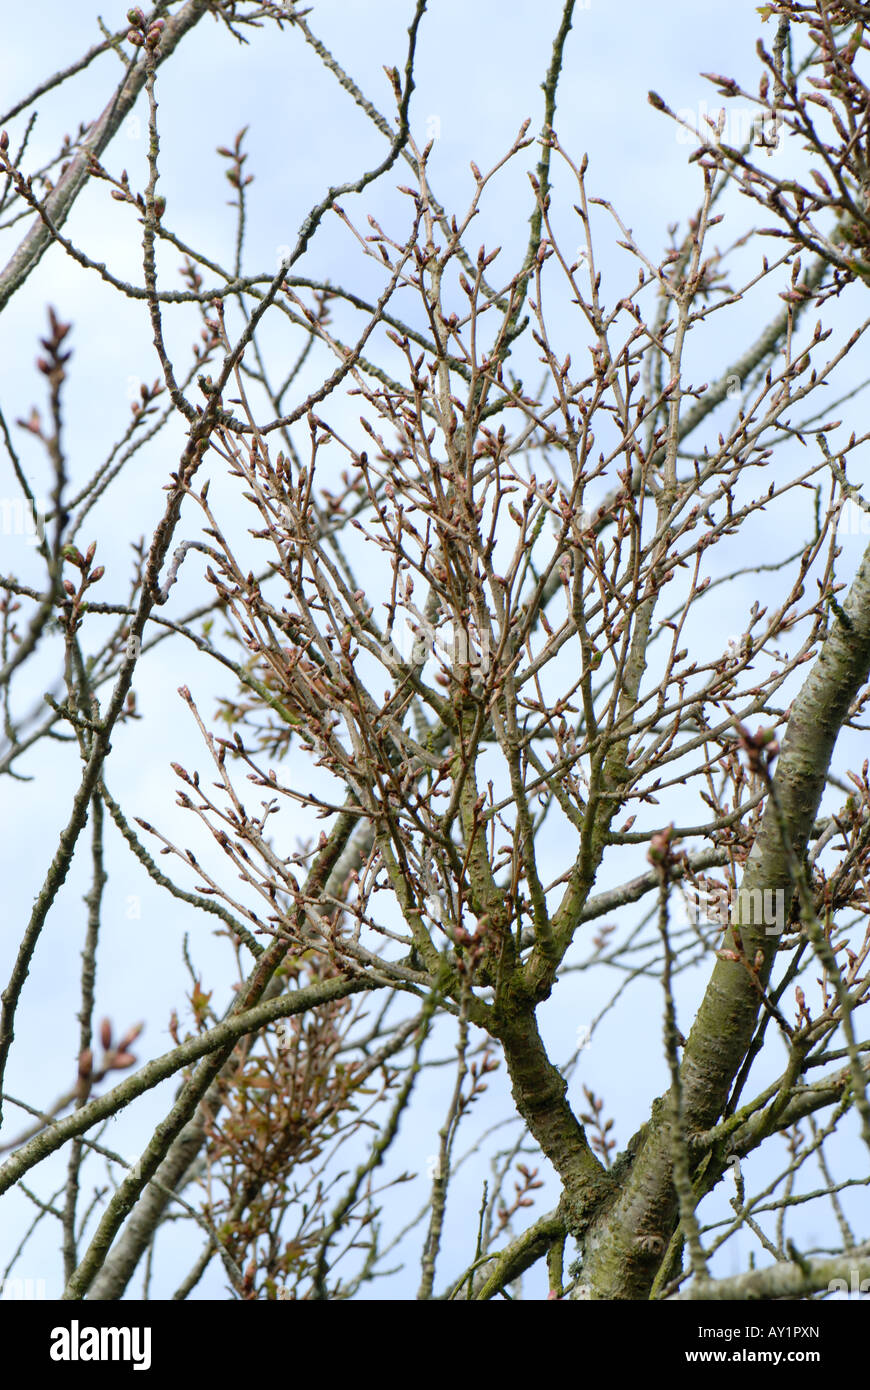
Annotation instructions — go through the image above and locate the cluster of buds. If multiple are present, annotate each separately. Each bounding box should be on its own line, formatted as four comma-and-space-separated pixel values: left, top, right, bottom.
62, 541, 105, 632
735, 722, 780, 778
453, 913, 494, 977
217, 128, 254, 193
62, 541, 104, 591
36, 306, 73, 390
647, 824, 685, 876
126, 8, 165, 50
131, 377, 164, 419
496, 1161, 544, 1230
77, 1017, 143, 1097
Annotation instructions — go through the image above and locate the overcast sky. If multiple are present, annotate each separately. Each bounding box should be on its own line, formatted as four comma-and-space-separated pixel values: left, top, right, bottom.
1, 2, 866, 1301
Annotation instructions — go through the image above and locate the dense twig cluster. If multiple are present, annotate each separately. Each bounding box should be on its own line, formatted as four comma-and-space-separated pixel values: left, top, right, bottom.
1, 0, 869, 1301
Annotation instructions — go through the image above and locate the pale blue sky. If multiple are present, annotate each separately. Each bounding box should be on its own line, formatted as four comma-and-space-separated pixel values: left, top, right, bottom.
1, 2, 867, 1300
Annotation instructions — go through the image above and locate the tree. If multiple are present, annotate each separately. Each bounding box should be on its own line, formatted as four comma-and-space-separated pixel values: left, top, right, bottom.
1, 0, 870, 1303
